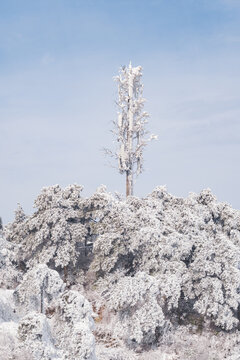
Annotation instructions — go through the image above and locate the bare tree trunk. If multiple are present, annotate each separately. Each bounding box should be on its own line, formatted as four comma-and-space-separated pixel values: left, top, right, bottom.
40, 274, 48, 314
40, 285, 44, 314
64, 265, 68, 283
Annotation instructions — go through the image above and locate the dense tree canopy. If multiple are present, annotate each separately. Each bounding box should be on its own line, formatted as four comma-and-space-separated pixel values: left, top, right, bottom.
1, 185, 240, 359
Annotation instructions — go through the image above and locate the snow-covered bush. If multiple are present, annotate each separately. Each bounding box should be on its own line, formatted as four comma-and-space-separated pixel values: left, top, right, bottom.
14, 264, 65, 314
0, 233, 21, 289
51, 290, 96, 360
105, 272, 167, 347
3, 263, 97, 359
18, 312, 60, 360
135, 327, 240, 360
96, 344, 138, 360
0, 321, 32, 360
0, 289, 17, 323
182, 233, 240, 330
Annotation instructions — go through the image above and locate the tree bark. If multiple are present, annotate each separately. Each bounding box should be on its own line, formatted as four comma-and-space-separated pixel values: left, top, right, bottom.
40, 285, 44, 314
64, 265, 68, 283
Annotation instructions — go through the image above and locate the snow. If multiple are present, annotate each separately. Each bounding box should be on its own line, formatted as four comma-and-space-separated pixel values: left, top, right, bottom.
1, 184, 240, 359
0, 289, 17, 323
107, 63, 156, 195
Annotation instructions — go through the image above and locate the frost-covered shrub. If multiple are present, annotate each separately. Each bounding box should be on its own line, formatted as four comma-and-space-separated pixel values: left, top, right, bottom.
0, 233, 21, 289
18, 312, 60, 360
0, 320, 32, 360
52, 290, 96, 360
135, 327, 240, 360
100, 272, 169, 347
15, 280, 96, 359
182, 234, 240, 330
0, 289, 18, 323
14, 264, 65, 314
96, 344, 138, 360
0, 266, 96, 359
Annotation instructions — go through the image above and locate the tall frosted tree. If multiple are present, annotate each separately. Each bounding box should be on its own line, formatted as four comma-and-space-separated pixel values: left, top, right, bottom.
108, 62, 156, 196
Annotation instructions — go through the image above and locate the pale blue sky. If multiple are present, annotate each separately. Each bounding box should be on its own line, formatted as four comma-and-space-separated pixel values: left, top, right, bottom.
1, 0, 240, 223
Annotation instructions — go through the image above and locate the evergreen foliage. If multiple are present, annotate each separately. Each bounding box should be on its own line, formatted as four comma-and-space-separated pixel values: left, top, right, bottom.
1, 185, 240, 359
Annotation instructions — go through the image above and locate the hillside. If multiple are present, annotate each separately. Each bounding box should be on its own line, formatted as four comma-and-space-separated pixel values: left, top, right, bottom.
0, 184, 240, 359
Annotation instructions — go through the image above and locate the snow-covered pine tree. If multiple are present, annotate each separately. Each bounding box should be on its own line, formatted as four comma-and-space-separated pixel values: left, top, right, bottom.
108, 63, 156, 197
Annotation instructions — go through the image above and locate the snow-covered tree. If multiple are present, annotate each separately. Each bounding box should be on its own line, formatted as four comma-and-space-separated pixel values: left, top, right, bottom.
2, 184, 240, 358
5, 185, 101, 279
90, 187, 240, 336
14, 204, 26, 223
107, 63, 156, 196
